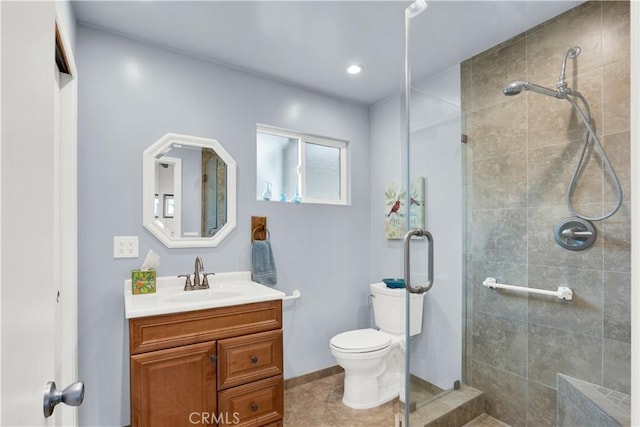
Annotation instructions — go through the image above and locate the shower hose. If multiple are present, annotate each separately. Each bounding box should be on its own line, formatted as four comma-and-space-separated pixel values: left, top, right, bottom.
563, 91, 623, 221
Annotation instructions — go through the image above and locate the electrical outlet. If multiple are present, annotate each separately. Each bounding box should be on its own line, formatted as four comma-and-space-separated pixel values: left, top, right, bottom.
114, 236, 139, 258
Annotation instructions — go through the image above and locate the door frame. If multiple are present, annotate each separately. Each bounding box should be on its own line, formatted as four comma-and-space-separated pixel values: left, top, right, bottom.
156, 155, 182, 238
54, 9, 79, 427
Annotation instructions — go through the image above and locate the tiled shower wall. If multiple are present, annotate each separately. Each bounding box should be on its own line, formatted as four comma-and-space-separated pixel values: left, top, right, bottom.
461, 2, 630, 426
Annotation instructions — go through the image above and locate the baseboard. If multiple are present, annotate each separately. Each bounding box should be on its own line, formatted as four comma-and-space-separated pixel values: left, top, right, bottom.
284, 365, 344, 390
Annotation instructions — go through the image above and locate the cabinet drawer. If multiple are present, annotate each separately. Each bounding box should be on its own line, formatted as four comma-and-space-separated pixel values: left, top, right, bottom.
129, 300, 282, 354
218, 330, 283, 390
218, 376, 283, 427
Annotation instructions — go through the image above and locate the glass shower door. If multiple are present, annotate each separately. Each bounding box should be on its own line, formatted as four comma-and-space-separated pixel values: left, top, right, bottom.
402, 2, 464, 423
403, 86, 464, 424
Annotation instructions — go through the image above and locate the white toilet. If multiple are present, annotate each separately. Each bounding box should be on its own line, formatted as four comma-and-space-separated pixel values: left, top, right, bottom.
329, 282, 425, 409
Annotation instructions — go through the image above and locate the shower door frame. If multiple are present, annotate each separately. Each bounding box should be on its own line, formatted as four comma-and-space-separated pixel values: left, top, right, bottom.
630, 2, 639, 426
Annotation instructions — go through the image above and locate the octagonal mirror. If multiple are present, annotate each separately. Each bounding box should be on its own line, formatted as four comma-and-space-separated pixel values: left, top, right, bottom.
143, 133, 237, 248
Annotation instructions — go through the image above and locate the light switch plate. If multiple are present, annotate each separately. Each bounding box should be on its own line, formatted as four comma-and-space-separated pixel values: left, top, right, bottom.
114, 236, 139, 258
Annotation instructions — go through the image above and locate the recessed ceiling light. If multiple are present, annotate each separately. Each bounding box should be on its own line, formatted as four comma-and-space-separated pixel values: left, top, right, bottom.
346, 64, 364, 75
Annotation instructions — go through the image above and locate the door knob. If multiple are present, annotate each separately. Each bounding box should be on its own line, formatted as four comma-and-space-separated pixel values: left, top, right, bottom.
43, 381, 84, 417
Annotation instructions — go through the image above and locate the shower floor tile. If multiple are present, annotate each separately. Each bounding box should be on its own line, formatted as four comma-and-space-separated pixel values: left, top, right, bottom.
462, 413, 510, 427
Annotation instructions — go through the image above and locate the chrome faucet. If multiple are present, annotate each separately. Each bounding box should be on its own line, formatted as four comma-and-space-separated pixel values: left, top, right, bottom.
179, 256, 214, 291
194, 256, 204, 288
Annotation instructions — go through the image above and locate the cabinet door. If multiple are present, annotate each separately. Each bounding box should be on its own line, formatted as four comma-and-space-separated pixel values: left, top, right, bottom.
131, 341, 216, 427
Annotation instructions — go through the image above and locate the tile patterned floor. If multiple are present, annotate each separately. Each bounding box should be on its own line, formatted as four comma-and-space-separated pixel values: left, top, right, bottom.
283, 372, 400, 427
283, 373, 509, 427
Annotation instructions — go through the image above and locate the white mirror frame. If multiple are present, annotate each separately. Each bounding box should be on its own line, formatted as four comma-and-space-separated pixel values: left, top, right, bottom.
143, 133, 237, 248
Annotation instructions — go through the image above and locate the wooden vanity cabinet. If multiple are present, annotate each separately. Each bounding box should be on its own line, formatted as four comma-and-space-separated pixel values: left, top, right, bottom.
129, 300, 283, 427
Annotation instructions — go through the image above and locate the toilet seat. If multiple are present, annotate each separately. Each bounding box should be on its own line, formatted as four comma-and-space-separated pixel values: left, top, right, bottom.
330, 329, 391, 353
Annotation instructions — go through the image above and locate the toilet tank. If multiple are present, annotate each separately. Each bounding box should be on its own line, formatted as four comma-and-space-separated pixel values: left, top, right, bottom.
370, 282, 424, 336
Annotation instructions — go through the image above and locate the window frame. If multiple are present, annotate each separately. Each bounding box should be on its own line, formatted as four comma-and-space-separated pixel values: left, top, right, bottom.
256, 125, 349, 205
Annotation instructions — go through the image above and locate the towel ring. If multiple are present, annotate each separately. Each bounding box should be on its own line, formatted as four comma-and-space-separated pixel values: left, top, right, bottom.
251, 226, 270, 241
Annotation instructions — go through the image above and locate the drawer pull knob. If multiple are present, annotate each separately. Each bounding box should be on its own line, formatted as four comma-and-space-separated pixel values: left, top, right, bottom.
251, 356, 258, 364
251, 403, 258, 412
210, 354, 217, 362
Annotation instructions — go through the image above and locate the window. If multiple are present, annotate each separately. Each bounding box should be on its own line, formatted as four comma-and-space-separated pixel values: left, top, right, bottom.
256, 126, 348, 205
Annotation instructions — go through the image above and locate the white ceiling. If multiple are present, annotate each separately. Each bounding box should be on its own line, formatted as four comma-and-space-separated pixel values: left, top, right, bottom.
72, 0, 583, 105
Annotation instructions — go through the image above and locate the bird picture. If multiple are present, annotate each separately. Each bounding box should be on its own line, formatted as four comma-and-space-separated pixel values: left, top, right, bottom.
387, 200, 402, 217
385, 178, 425, 240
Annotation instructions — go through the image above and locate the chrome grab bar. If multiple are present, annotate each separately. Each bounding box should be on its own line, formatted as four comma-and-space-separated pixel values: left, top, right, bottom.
403, 229, 434, 294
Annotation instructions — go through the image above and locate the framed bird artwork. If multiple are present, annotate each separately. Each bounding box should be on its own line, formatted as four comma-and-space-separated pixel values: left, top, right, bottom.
384, 177, 425, 239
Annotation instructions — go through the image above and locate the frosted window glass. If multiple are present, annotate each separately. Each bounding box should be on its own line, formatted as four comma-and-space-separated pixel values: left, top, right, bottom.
305, 142, 340, 200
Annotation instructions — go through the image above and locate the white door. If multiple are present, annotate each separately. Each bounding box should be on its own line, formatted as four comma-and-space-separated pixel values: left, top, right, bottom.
0, 2, 79, 426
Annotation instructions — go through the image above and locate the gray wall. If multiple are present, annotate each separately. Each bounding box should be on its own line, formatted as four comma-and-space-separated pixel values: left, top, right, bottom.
462, 2, 631, 426
77, 25, 371, 426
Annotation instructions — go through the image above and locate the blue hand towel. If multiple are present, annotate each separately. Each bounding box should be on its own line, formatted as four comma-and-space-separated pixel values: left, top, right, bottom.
251, 240, 277, 285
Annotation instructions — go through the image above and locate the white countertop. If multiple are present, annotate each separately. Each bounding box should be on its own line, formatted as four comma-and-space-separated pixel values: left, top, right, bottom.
124, 271, 286, 319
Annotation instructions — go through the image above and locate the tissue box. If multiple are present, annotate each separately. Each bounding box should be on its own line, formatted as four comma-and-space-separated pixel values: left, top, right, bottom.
132, 270, 156, 295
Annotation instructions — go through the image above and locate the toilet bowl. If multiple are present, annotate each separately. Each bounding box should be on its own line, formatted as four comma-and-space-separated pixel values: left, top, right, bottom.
329, 283, 424, 409
330, 329, 402, 409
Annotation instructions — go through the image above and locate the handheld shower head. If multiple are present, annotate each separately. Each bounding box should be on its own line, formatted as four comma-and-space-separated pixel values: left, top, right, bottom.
558, 46, 581, 90
503, 81, 562, 98
565, 46, 581, 59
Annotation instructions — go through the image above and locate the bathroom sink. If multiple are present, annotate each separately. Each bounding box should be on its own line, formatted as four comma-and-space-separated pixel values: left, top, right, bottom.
161, 289, 245, 303
123, 271, 285, 318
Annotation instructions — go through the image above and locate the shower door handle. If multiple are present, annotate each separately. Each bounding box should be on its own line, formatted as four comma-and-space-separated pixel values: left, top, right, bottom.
403, 229, 434, 294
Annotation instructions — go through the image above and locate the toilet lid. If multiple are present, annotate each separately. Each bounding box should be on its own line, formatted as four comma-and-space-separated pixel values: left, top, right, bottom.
330, 329, 391, 353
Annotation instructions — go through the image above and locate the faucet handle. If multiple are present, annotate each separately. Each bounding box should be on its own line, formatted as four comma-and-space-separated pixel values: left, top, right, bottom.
202, 273, 215, 288
178, 274, 193, 291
